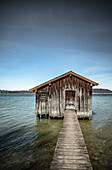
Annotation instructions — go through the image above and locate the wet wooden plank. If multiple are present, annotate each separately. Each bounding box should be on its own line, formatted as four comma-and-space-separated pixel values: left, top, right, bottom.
50, 110, 93, 170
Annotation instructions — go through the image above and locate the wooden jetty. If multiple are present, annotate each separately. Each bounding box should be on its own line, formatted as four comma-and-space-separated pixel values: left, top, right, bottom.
50, 110, 93, 170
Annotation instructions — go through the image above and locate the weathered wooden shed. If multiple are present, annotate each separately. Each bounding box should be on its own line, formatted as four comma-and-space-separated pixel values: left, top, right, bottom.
30, 71, 98, 119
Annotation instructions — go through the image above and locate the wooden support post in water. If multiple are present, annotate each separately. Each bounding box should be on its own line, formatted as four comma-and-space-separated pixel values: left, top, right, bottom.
50, 110, 93, 170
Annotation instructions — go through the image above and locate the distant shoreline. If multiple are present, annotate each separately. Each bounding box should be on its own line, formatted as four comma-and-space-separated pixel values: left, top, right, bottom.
92, 93, 112, 94
0, 93, 35, 95
0, 92, 112, 95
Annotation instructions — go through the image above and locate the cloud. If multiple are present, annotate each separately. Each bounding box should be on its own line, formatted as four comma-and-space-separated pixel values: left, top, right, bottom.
0, 24, 33, 29
83, 66, 112, 75
82, 66, 98, 75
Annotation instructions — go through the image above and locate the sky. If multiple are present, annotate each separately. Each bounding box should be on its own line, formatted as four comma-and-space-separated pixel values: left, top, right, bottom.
0, 0, 112, 90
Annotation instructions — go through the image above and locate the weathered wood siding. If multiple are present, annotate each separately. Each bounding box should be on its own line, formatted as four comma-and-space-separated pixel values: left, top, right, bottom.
35, 75, 92, 119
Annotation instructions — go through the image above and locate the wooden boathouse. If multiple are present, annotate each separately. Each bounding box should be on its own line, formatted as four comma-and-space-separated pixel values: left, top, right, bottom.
30, 71, 98, 119
30, 71, 98, 169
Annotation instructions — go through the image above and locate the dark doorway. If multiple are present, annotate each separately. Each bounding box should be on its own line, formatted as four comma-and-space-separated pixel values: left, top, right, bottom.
65, 91, 75, 109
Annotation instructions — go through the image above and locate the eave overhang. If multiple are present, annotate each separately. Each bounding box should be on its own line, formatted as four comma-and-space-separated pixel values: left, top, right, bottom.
29, 71, 98, 92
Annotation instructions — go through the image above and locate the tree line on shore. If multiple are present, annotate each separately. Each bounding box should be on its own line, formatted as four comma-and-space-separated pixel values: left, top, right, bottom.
0, 90, 34, 94
0, 88, 112, 94
92, 88, 112, 93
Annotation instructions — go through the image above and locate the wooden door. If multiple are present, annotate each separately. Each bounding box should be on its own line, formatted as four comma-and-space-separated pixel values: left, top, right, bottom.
65, 91, 75, 109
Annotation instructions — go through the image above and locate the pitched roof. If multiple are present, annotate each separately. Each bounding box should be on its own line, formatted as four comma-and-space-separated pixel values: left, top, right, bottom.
29, 71, 98, 91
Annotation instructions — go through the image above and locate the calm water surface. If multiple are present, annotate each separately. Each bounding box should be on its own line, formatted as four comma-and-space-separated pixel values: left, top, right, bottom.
0, 94, 62, 170
79, 94, 112, 170
0, 94, 112, 170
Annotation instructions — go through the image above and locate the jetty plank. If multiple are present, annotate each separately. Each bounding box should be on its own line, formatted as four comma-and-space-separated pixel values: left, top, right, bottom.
50, 110, 93, 170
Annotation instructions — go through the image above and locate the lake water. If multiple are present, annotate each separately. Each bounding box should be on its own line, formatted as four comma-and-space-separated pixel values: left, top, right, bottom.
0, 94, 112, 170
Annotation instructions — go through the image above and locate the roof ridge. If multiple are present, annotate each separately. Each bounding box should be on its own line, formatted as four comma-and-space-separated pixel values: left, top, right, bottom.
29, 71, 98, 91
